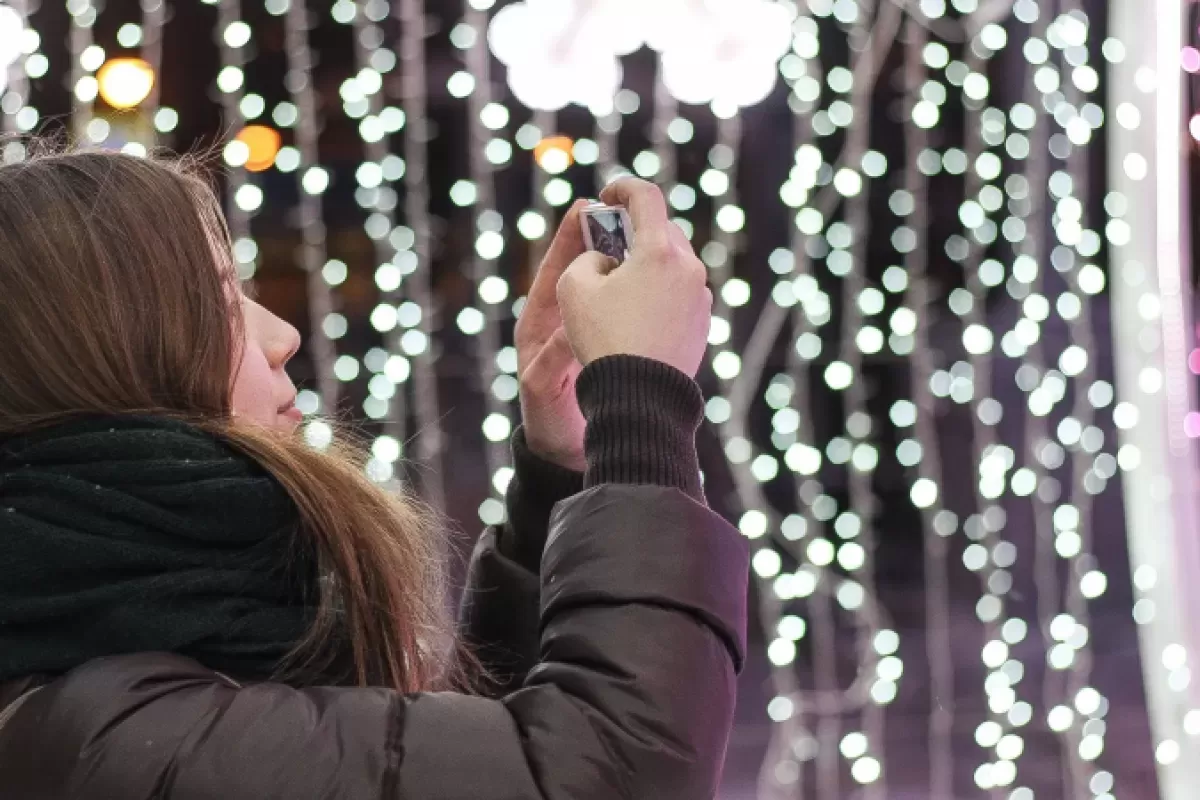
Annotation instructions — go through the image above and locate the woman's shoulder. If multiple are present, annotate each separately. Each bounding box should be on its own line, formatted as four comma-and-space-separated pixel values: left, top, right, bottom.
0, 653, 404, 800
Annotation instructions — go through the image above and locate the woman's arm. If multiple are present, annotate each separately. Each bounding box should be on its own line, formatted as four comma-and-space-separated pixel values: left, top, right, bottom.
457, 425, 582, 695
459, 353, 708, 694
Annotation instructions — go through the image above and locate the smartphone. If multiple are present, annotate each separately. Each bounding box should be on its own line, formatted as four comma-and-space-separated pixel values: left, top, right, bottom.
580, 202, 634, 265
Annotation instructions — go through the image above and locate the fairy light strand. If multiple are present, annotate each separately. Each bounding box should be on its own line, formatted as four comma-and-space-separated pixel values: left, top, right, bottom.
217, 0, 252, 282
899, 18, 957, 800
1056, 5, 1112, 792
67, 0, 95, 138
140, 0, 165, 138
832, 4, 905, 794
777, 24, 849, 797
956, 30, 1030, 800
462, 1, 512, 523
283, 0, 339, 415
2, 0, 30, 138
1009, 5, 1091, 795
343, 0, 412, 477
397, 0, 445, 515
1106, 0, 1200, 791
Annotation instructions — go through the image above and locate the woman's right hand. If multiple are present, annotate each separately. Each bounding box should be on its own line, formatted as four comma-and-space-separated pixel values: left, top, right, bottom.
555, 178, 713, 379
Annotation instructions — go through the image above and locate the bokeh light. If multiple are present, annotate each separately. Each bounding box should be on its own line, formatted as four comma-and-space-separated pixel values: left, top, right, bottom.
96, 57, 154, 109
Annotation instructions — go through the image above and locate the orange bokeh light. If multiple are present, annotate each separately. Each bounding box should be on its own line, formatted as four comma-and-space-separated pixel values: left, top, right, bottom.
534, 135, 574, 172
236, 125, 283, 172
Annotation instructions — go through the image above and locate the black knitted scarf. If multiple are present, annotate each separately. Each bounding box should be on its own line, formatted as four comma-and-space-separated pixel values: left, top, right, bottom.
0, 415, 321, 684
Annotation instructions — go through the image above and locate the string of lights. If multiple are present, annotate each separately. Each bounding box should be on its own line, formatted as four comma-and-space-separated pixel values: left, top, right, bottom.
1054, 5, 1119, 793
216, 0, 253, 287
341, 0, 412, 480
140, 0, 164, 140
1, 0, 31, 138
67, 0, 95, 138
461, 1, 513, 525
830, 4, 905, 795
953, 17, 1034, 798
1116, 0, 1200, 783
283, 0, 339, 417
397, 0, 445, 514
899, 19, 957, 800
1115, 0, 1200, 780
1012, 5, 1074, 792
775, 22, 853, 798
527, 109, 556, 268
732, 8, 895, 794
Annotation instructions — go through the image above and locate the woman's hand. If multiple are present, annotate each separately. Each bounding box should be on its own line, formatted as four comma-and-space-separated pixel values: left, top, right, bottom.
513, 200, 591, 472
557, 179, 712, 379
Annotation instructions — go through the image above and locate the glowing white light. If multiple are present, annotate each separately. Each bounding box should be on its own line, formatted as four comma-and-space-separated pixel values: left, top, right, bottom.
224, 21, 252, 48
825, 361, 853, 390
739, 510, 768, 538
645, 0, 794, 108
476, 231, 505, 260
234, 184, 264, 212
488, 0, 637, 110
840, 732, 869, 759
302, 167, 330, 195
768, 638, 796, 666
482, 413, 512, 442
752, 549, 782, 578
851, 757, 881, 784
80, 44, 105, 72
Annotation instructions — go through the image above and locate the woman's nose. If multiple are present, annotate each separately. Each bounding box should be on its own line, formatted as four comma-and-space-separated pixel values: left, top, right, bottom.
271, 317, 302, 368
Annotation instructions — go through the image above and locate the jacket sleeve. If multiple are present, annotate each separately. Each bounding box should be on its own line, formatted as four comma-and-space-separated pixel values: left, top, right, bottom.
456, 426, 583, 694
2, 486, 748, 800
458, 353, 715, 697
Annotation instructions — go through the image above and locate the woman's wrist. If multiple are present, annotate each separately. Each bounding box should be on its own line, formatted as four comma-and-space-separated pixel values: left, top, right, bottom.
575, 355, 705, 502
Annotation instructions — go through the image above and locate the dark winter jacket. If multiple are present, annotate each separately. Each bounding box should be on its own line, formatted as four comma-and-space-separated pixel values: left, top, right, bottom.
0, 356, 749, 799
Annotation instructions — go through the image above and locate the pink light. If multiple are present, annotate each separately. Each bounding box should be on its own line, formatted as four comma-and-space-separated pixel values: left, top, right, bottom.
1183, 46, 1200, 73
1190, 114, 1200, 143
1189, 349, 1200, 374
1185, 412, 1200, 438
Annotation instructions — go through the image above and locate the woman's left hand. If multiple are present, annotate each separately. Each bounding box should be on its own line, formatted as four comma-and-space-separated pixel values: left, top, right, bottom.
513, 200, 590, 473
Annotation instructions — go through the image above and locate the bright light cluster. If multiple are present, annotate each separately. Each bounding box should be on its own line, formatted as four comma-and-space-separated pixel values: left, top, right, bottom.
0, 2, 25, 94
0, 1, 42, 144
280, 0, 342, 422
487, 0, 794, 114
217, 0, 256, 284
331, 0, 415, 484
456, 3, 517, 525
487, 0, 643, 112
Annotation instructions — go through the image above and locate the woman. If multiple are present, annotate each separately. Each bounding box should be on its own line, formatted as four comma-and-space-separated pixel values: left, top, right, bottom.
0, 150, 747, 799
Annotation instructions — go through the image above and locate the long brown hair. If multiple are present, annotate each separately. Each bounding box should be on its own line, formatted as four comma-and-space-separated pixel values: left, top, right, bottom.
0, 145, 461, 693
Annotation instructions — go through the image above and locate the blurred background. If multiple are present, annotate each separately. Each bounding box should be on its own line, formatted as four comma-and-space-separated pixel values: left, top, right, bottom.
3, 0, 1200, 796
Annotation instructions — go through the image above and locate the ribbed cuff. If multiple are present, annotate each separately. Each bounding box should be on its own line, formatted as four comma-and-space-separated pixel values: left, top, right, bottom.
501, 426, 585, 572
576, 355, 705, 502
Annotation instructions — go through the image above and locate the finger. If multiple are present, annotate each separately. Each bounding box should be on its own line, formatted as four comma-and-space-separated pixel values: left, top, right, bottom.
562, 250, 619, 282
599, 177, 670, 249
526, 199, 589, 315
667, 220, 695, 256
522, 327, 581, 401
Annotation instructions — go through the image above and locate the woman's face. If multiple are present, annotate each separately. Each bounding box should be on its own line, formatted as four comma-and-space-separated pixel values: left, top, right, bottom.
229, 292, 303, 431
